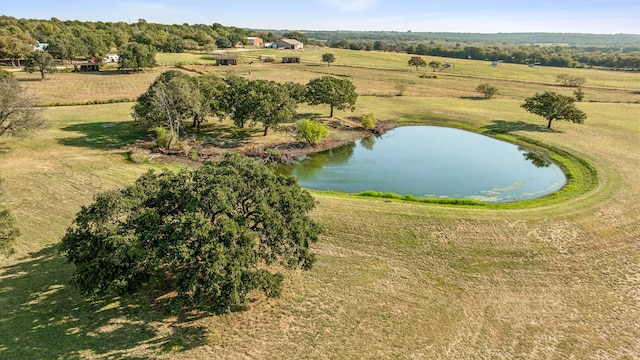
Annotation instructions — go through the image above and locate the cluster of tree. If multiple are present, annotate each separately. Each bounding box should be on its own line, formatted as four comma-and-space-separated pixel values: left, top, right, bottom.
324, 39, 640, 70
4, 16, 638, 70
134, 71, 358, 147
0, 16, 319, 67
60, 153, 321, 314
305, 30, 640, 47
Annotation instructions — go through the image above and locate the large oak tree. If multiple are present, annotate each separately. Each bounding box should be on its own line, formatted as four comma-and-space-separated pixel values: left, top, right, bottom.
60, 153, 320, 314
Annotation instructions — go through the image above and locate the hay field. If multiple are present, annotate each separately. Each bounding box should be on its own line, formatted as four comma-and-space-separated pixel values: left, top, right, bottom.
0, 49, 639, 359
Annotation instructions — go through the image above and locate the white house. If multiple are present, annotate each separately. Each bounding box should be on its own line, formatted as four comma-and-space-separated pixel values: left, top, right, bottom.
33, 41, 48, 51
104, 54, 120, 63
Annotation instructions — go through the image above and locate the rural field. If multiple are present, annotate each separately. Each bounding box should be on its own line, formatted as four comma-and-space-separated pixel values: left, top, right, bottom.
1, 46, 639, 358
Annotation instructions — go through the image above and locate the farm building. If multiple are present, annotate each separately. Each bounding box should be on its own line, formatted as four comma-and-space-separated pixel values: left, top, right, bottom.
282, 56, 301, 63
247, 37, 264, 46
275, 38, 304, 50
216, 56, 238, 66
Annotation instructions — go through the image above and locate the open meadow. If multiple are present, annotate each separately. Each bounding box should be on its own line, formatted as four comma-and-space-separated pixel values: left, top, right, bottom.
1, 47, 639, 358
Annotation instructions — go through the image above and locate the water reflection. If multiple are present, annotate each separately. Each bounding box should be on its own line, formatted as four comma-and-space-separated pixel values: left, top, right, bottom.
292, 142, 356, 178
277, 126, 566, 203
519, 148, 552, 168
360, 136, 376, 151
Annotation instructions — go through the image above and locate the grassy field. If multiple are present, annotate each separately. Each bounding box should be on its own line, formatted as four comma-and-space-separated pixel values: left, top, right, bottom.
0, 48, 639, 358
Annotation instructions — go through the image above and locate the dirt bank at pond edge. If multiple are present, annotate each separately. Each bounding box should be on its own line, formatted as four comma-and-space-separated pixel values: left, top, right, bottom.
128, 117, 395, 167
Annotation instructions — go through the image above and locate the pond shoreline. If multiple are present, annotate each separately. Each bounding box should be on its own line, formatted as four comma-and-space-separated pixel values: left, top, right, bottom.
137, 117, 395, 166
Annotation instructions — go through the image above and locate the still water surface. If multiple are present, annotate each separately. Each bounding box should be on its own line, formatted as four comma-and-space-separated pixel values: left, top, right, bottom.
278, 126, 566, 203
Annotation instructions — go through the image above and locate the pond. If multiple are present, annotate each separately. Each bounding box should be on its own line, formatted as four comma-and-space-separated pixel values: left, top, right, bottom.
277, 126, 566, 203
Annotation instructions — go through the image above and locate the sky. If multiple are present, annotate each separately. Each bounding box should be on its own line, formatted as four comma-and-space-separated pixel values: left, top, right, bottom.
2, 0, 639, 34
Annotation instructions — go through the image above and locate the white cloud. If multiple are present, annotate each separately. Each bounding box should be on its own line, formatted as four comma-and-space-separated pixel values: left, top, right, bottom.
322, 0, 380, 12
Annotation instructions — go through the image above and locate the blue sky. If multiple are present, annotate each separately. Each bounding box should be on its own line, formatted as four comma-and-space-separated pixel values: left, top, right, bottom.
3, 0, 639, 34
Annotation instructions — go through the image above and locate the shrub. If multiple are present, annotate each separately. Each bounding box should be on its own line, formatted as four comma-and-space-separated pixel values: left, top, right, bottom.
394, 83, 408, 96
574, 87, 585, 102
556, 73, 586, 87
127, 149, 149, 163
361, 112, 376, 130
419, 74, 438, 79
155, 127, 177, 149
476, 83, 499, 99
296, 119, 330, 145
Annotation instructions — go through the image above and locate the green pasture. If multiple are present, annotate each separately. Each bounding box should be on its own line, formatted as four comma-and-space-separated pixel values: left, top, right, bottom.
0, 48, 639, 358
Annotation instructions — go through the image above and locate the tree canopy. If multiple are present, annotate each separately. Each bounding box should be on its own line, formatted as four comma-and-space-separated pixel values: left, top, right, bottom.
408, 56, 427, 71
132, 70, 198, 148
0, 77, 45, 137
521, 91, 587, 129
24, 50, 56, 80
476, 83, 499, 99
428, 60, 441, 72
306, 76, 358, 117
60, 153, 320, 314
321, 53, 336, 66
0, 179, 20, 257
118, 42, 157, 71
223, 77, 299, 135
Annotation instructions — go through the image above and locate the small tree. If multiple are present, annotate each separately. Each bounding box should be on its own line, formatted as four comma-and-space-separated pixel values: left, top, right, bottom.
361, 112, 376, 130
428, 60, 441, 72
133, 70, 199, 148
408, 56, 427, 71
215, 37, 233, 49
296, 119, 329, 145
573, 87, 585, 102
24, 51, 56, 80
60, 153, 320, 314
118, 42, 157, 71
248, 80, 298, 136
556, 73, 586, 87
321, 53, 335, 66
0, 77, 45, 137
394, 83, 408, 96
306, 76, 358, 117
476, 83, 499, 99
0, 179, 20, 257
521, 91, 587, 129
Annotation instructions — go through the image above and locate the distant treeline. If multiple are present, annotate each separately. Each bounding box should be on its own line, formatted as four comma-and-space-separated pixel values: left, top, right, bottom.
286, 30, 640, 70
302, 30, 640, 47
1, 16, 638, 70
321, 39, 640, 70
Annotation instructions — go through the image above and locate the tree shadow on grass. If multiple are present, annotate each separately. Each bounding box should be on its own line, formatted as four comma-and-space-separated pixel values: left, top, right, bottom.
0, 246, 207, 358
459, 96, 488, 100
196, 123, 262, 148
293, 112, 323, 121
58, 121, 146, 150
483, 120, 561, 135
